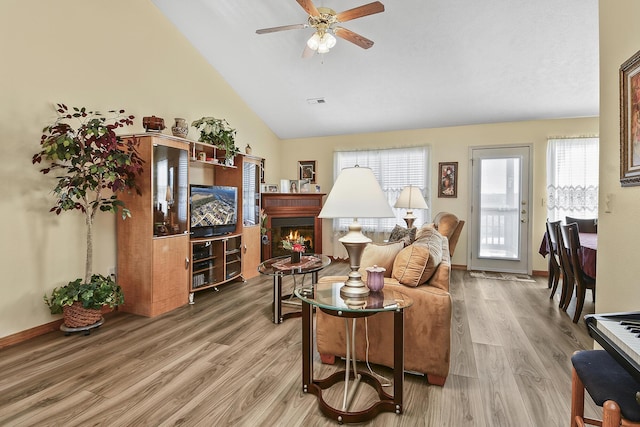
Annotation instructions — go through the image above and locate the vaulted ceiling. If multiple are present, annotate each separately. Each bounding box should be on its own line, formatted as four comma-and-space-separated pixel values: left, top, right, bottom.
151, 0, 599, 140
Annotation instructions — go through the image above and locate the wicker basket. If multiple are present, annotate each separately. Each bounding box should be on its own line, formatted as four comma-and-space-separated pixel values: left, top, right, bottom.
63, 302, 102, 328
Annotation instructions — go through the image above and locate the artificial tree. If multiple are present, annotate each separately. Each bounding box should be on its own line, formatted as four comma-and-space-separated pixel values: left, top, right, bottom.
33, 103, 144, 325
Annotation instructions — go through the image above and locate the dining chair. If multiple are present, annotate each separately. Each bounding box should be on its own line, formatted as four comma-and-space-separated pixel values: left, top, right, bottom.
545, 219, 562, 299
565, 216, 598, 234
560, 223, 596, 323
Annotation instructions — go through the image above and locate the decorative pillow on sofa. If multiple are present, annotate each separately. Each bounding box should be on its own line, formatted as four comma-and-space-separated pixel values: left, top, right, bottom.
415, 223, 436, 240
388, 224, 417, 246
392, 227, 444, 287
392, 245, 431, 287
358, 241, 404, 281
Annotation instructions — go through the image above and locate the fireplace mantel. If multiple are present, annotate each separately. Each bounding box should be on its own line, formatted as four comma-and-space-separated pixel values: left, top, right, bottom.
261, 193, 325, 260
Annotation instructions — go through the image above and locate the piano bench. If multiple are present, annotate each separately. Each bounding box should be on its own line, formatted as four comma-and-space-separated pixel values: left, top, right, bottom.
571, 350, 640, 427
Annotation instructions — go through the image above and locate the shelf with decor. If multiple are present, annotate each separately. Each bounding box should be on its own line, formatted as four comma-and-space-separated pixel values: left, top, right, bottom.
189, 233, 243, 303
189, 140, 237, 168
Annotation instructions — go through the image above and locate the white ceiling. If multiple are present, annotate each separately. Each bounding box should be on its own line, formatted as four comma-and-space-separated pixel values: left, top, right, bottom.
150, 0, 599, 140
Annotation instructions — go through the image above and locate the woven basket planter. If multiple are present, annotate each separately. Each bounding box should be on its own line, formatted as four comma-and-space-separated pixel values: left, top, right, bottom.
62, 302, 102, 328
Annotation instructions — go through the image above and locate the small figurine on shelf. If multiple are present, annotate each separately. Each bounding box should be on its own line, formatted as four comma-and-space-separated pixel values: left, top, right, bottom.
245, 144, 252, 155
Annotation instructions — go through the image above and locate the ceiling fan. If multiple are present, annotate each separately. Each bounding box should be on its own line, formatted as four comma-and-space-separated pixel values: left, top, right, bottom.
256, 0, 385, 58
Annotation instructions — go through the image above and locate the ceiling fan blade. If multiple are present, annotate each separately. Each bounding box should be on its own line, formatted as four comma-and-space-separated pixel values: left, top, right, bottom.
334, 27, 374, 49
296, 0, 319, 17
256, 23, 307, 34
336, 1, 385, 23
302, 45, 315, 59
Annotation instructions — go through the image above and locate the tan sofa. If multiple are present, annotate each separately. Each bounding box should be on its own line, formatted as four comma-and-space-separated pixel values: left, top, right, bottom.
316, 212, 464, 386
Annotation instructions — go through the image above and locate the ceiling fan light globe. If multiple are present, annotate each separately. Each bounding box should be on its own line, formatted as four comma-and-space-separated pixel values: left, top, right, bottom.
317, 44, 330, 54
323, 33, 337, 48
307, 33, 321, 50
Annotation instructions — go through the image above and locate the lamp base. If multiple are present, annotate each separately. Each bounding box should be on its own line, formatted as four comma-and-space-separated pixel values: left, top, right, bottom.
340, 277, 371, 299
338, 227, 371, 300
403, 211, 417, 228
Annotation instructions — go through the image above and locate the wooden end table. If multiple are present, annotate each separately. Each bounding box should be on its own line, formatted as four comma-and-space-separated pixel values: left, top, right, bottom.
258, 254, 331, 324
295, 281, 413, 424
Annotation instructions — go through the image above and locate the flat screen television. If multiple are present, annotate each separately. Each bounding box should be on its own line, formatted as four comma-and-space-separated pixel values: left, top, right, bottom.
189, 184, 238, 238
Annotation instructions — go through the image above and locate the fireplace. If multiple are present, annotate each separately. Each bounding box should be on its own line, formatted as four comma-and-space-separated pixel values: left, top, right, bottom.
261, 193, 325, 260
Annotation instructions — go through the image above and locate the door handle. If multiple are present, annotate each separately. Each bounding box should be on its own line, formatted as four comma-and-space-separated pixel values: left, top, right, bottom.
185, 257, 190, 269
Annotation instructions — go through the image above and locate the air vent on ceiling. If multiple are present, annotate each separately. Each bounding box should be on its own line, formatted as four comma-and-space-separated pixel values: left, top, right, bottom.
307, 97, 326, 105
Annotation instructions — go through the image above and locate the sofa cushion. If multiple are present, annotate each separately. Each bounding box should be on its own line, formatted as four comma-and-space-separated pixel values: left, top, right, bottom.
359, 241, 404, 281
415, 222, 436, 240
415, 228, 444, 282
392, 227, 444, 287
388, 224, 417, 246
392, 244, 431, 287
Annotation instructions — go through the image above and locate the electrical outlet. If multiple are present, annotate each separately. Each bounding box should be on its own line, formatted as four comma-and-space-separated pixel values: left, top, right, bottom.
108, 266, 116, 279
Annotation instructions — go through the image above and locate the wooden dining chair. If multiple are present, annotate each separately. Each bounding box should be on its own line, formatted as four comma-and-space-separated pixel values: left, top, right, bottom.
560, 223, 596, 323
545, 220, 562, 299
565, 216, 598, 234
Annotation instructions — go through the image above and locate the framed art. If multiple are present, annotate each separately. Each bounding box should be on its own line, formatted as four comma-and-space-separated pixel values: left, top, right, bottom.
298, 179, 311, 193
299, 160, 316, 183
438, 162, 458, 198
266, 184, 278, 193
620, 49, 640, 186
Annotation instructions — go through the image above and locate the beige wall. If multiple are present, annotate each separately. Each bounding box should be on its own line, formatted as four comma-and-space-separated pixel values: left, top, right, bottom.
2, 0, 625, 340
280, 117, 598, 268
0, 0, 280, 338
597, 0, 640, 314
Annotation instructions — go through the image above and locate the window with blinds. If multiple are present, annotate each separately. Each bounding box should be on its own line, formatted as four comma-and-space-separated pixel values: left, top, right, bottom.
334, 146, 430, 233
546, 137, 599, 222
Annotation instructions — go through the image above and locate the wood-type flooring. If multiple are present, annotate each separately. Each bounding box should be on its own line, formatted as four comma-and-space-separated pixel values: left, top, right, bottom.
0, 261, 599, 426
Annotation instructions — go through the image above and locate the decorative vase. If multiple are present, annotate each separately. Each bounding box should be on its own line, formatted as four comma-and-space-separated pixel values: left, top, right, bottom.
143, 115, 165, 132
172, 118, 189, 138
365, 265, 386, 291
245, 144, 252, 154
291, 251, 301, 263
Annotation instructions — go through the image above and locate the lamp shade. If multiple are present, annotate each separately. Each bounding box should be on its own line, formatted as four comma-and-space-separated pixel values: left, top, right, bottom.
318, 166, 394, 219
394, 186, 428, 210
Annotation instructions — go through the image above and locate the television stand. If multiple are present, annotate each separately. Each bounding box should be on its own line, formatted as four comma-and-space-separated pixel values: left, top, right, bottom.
189, 233, 244, 302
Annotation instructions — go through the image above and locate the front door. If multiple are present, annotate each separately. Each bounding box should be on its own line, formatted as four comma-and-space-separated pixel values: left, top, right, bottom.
469, 146, 531, 274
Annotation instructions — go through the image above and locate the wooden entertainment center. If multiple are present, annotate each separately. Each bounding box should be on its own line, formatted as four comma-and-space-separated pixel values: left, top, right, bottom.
116, 134, 262, 317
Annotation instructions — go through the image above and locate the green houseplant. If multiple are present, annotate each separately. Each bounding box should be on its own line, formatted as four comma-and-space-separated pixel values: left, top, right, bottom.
33, 103, 144, 328
191, 116, 240, 163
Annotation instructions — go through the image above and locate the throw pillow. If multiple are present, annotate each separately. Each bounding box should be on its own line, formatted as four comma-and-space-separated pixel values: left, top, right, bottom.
388, 224, 417, 246
415, 223, 436, 240
413, 227, 444, 281
392, 244, 431, 287
358, 241, 404, 281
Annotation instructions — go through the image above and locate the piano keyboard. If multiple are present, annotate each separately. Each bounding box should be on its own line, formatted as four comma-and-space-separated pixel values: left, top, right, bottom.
595, 317, 640, 367
586, 312, 640, 384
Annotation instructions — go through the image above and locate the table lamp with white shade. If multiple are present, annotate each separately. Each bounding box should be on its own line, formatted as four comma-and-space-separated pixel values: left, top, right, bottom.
394, 185, 428, 228
318, 166, 394, 299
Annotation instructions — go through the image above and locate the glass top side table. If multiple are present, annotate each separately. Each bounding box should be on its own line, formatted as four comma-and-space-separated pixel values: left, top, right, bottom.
294, 280, 413, 424
258, 253, 331, 324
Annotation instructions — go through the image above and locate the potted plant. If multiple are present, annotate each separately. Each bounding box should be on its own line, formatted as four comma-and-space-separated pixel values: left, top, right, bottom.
282, 235, 306, 263
33, 103, 144, 328
191, 116, 240, 164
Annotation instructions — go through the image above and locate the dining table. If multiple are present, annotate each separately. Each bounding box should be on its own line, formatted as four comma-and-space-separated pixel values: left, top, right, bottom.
539, 231, 597, 279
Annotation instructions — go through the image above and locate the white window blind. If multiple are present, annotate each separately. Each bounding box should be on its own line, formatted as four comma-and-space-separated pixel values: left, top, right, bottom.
333, 146, 430, 235
546, 137, 599, 222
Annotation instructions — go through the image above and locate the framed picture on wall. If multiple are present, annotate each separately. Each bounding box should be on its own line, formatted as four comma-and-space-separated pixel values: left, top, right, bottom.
299, 160, 316, 183
620, 48, 640, 186
438, 162, 458, 198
